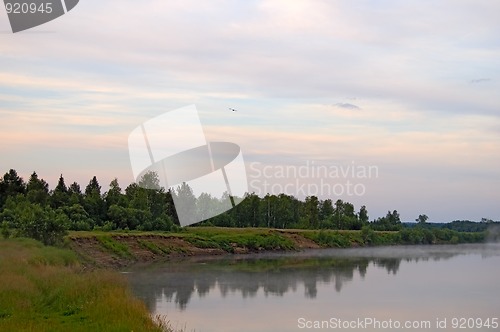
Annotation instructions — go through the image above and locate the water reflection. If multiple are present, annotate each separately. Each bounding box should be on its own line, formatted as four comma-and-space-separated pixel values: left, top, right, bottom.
126, 244, 487, 313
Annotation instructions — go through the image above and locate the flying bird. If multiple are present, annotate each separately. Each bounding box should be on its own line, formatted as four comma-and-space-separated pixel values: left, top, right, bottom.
229, 108, 238, 112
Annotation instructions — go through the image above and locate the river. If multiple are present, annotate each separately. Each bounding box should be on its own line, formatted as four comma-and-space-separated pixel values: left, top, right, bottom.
125, 244, 500, 332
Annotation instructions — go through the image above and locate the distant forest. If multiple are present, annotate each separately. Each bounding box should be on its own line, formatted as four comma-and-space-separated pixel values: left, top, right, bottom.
0, 168, 497, 245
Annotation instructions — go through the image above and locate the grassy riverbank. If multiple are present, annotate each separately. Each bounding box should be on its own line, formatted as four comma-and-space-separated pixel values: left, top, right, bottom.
67, 227, 486, 267
0, 228, 487, 330
0, 238, 164, 332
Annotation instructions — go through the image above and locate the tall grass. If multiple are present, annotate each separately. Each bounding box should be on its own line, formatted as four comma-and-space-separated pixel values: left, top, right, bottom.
96, 235, 133, 258
0, 238, 167, 332
184, 227, 296, 252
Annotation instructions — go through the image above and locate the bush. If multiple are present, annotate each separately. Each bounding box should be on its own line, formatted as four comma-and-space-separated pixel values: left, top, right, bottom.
60, 204, 94, 231
371, 231, 401, 246
434, 228, 453, 242
361, 226, 375, 245
17, 205, 68, 246
399, 228, 435, 245
152, 214, 174, 231
102, 221, 116, 231
307, 230, 351, 248
1, 221, 10, 239
1, 197, 68, 246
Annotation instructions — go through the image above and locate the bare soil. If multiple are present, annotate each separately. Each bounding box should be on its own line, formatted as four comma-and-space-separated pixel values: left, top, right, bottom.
68, 232, 319, 269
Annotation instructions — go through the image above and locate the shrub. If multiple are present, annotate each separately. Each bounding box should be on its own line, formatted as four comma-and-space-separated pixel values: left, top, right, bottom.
307, 230, 351, 248
17, 204, 68, 246
361, 226, 375, 245
1, 221, 10, 239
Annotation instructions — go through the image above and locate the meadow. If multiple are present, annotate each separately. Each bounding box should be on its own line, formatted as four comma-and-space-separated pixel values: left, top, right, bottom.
0, 238, 169, 332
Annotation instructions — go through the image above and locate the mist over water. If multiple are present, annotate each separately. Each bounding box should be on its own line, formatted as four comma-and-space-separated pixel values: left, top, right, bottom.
126, 244, 500, 332
486, 224, 500, 242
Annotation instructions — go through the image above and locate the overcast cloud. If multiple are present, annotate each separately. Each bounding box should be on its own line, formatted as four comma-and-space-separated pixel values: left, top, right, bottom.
1, 0, 499, 221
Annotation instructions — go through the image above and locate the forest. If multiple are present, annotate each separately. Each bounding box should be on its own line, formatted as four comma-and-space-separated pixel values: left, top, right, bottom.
0, 168, 496, 246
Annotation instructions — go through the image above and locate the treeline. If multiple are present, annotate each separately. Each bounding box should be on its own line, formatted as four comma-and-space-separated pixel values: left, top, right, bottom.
0, 169, 394, 235
0, 168, 495, 245
404, 219, 497, 233
0, 169, 179, 244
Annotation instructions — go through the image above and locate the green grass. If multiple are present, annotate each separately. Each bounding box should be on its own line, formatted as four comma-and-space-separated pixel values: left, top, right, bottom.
137, 239, 174, 255
69, 227, 486, 258
96, 235, 133, 258
183, 227, 296, 252
68, 230, 174, 238
0, 238, 165, 332
302, 230, 364, 248
301, 228, 485, 247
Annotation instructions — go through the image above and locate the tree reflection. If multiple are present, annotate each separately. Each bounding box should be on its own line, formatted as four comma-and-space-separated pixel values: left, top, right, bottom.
126, 254, 437, 312
124, 245, 500, 318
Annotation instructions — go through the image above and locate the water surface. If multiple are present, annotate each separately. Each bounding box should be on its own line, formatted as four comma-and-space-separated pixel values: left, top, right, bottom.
126, 244, 500, 332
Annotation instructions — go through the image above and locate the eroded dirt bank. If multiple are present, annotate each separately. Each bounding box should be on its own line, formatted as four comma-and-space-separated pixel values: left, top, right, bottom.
68, 231, 321, 268
68, 227, 484, 268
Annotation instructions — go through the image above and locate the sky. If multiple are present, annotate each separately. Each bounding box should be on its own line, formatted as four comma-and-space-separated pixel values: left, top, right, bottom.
0, 0, 499, 222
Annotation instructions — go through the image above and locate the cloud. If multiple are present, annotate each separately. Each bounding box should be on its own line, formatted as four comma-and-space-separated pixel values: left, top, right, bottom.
470, 78, 492, 84
2, 0, 499, 117
1, 0, 500, 221
333, 102, 360, 110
